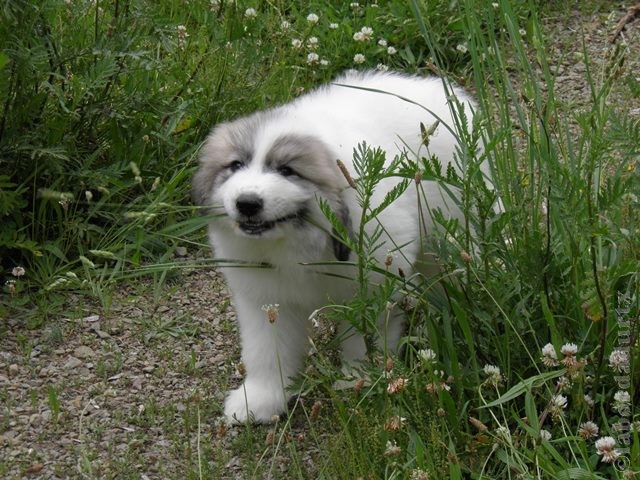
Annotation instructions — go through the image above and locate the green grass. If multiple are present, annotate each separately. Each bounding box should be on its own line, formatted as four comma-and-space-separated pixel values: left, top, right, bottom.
1, 0, 639, 479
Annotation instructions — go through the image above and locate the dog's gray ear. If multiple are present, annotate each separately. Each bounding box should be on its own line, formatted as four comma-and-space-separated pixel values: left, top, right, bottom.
192, 134, 223, 212
191, 165, 213, 211
332, 200, 353, 261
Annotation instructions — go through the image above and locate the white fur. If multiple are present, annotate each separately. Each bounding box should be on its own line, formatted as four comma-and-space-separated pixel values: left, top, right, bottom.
194, 71, 484, 423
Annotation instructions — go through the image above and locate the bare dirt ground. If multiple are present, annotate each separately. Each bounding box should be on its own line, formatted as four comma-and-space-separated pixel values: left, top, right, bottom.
2, 3, 639, 479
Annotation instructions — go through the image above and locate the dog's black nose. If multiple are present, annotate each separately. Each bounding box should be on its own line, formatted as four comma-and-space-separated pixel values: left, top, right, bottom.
236, 194, 264, 217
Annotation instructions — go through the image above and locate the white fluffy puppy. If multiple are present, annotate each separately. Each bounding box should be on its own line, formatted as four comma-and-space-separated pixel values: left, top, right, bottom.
193, 70, 479, 423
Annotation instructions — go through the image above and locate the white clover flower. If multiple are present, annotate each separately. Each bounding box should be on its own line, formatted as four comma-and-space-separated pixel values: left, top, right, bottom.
319, 59, 329, 66
378, 39, 388, 47
350, 2, 360, 8
177, 25, 189, 49
561, 343, 578, 356
519, 28, 526, 36
578, 421, 599, 439
483, 364, 502, 387
384, 440, 401, 456
307, 36, 319, 49
11, 267, 26, 277
291, 38, 303, 49
492, 2, 499, 7
6, 279, 17, 293
483, 364, 500, 376
306, 52, 319, 65
376, 63, 389, 71
306, 13, 319, 24
244, 8, 257, 19
496, 426, 511, 442
609, 349, 629, 373
210, 0, 220, 12
556, 376, 571, 391
353, 31, 365, 42
384, 415, 406, 432
456, 43, 468, 54
353, 53, 366, 64
613, 390, 631, 413
614, 390, 630, 404
540, 429, 552, 441
280, 20, 290, 30
387, 46, 397, 55
359, 26, 373, 40
595, 436, 620, 463
541, 343, 558, 367
552, 394, 568, 409
329, 23, 339, 30
583, 394, 594, 407
410, 470, 429, 480
85, 190, 93, 202
387, 377, 408, 394
418, 348, 436, 363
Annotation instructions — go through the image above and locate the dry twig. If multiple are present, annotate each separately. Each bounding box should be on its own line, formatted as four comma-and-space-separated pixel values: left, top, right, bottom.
610, 2, 640, 43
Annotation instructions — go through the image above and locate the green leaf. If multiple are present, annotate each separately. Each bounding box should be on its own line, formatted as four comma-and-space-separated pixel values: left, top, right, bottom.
480, 369, 565, 408
525, 390, 540, 432
540, 293, 561, 350
554, 467, 608, 480
365, 179, 409, 224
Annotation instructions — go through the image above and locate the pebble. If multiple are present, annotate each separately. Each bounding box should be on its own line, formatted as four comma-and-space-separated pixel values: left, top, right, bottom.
131, 377, 143, 390
9, 364, 19, 376
64, 356, 83, 369
93, 329, 110, 339
74, 346, 95, 359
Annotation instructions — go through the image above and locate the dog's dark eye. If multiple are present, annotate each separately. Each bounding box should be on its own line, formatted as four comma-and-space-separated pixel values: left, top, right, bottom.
227, 160, 244, 172
277, 165, 296, 177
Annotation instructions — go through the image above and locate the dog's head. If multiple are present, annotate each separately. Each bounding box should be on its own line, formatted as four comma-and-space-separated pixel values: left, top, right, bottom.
192, 113, 352, 260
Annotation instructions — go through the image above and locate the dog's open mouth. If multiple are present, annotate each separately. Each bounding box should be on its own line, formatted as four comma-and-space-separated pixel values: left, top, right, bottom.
238, 210, 306, 235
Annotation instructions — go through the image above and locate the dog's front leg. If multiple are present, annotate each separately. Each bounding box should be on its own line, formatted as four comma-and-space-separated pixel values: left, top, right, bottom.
224, 301, 307, 424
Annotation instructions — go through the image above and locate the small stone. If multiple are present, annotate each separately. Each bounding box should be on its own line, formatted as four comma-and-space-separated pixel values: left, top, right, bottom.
9, 364, 19, 376
142, 365, 154, 373
73, 346, 95, 359
24, 463, 44, 475
212, 354, 226, 365
64, 357, 83, 369
82, 314, 100, 322
131, 377, 143, 390
93, 329, 110, 339
175, 246, 188, 257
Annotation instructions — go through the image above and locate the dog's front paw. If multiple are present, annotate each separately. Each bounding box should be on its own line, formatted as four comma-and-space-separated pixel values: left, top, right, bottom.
224, 381, 286, 424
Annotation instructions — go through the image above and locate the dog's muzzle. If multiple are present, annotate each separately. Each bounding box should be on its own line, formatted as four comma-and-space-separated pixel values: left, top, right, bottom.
234, 194, 307, 235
